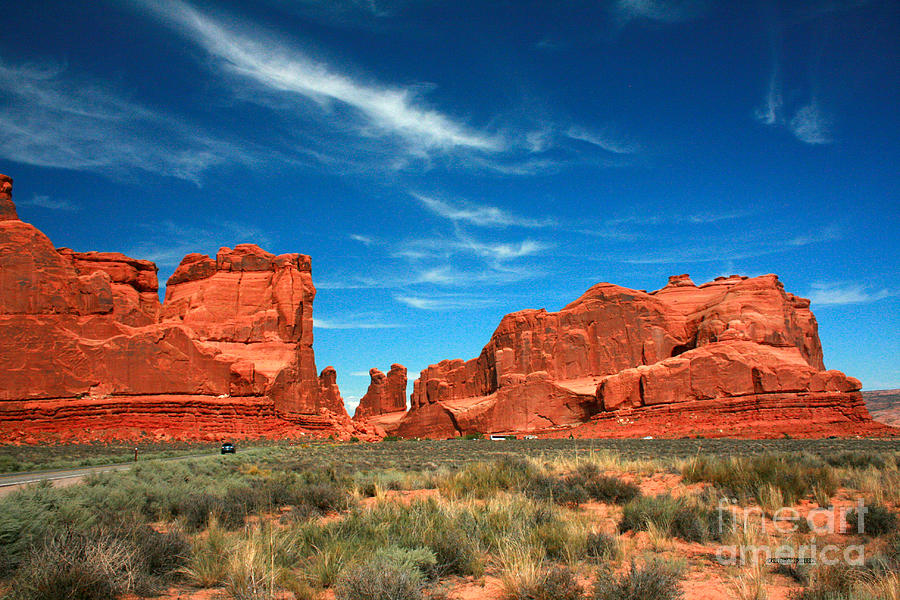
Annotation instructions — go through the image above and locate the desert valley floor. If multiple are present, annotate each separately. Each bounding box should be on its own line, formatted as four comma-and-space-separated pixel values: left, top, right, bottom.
1, 438, 899, 600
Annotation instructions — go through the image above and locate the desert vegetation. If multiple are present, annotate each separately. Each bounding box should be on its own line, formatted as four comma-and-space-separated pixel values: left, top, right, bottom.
0, 439, 898, 599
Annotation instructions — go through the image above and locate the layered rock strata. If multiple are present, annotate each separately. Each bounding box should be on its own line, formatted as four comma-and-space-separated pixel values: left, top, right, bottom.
396, 274, 889, 438
0, 174, 362, 442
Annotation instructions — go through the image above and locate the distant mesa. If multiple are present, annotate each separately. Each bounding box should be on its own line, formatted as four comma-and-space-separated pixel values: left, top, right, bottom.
0, 172, 894, 442
863, 390, 900, 427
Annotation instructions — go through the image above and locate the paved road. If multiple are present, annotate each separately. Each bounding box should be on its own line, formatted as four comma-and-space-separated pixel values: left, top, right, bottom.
0, 453, 208, 496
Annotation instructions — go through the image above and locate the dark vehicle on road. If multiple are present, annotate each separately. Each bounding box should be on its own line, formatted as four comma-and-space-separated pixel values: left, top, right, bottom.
221, 442, 236, 454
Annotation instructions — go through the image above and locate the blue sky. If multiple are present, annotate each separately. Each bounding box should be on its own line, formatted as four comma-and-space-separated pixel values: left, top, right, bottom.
1, 0, 897, 411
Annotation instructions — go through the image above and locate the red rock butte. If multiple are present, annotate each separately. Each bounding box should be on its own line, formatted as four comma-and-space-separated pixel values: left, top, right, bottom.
0, 174, 377, 443
0, 173, 894, 442
391, 273, 894, 439
352, 364, 408, 433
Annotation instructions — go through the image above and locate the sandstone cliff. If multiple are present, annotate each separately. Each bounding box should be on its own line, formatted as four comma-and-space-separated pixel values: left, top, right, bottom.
353, 364, 408, 421
0, 174, 362, 442
397, 274, 889, 439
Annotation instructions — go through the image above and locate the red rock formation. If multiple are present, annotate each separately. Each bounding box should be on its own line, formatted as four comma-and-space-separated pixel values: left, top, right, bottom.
318, 366, 344, 412
353, 364, 407, 420
0, 174, 16, 221
57, 249, 161, 326
397, 274, 892, 439
0, 174, 364, 442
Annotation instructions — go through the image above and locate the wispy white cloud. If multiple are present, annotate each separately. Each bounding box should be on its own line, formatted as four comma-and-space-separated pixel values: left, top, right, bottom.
605, 210, 753, 227
525, 129, 554, 152
580, 210, 755, 242
413, 193, 554, 228
807, 282, 893, 306
459, 238, 549, 261
349, 371, 371, 377
788, 102, 834, 145
614, 0, 709, 24
787, 226, 841, 246
316, 276, 397, 290
314, 317, 406, 329
612, 226, 842, 264
413, 264, 534, 286
0, 59, 242, 184
137, 0, 501, 158
319, 259, 538, 290
755, 66, 783, 126
18, 194, 80, 211
394, 293, 497, 311
566, 126, 640, 155
349, 234, 375, 245
131, 1, 642, 175
396, 235, 550, 262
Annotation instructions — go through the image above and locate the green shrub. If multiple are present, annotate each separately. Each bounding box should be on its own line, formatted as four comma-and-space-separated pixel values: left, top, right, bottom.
423, 528, 482, 577
258, 472, 303, 507
182, 519, 230, 587
585, 532, 619, 562
527, 474, 589, 507
846, 503, 898, 537
298, 482, 352, 513
592, 560, 684, 600
579, 473, 641, 505
7, 531, 143, 600
619, 494, 727, 542
136, 527, 190, 579
440, 457, 539, 499
334, 558, 423, 600
505, 565, 583, 600
790, 562, 862, 600
824, 452, 886, 470
531, 522, 579, 561
280, 503, 321, 524
373, 546, 436, 583
106, 521, 189, 581
177, 492, 224, 531
220, 485, 268, 529
682, 453, 837, 506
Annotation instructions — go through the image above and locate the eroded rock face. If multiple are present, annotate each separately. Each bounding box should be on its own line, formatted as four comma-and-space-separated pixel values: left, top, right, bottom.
0, 174, 16, 221
397, 273, 885, 439
160, 244, 329, 415
0, 174, 359, 442
353, 364, 407, 420
57, 249, 161, 326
